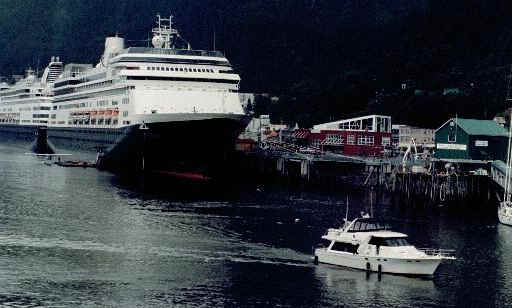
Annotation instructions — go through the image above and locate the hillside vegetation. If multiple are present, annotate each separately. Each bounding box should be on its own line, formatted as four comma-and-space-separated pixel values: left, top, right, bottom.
1, 0, 511, 128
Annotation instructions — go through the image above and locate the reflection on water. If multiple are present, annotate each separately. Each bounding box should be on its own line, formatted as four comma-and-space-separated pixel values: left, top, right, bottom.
314, 265, 440, 307
0, 141, 511, 307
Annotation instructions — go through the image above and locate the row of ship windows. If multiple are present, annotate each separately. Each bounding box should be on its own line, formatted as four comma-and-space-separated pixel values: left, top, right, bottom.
0, 118, 133, 126
56, 98, 128, 110
1, 94, 44, 100
0, 119, 48, 124
2, 99, 128, 113
54, 80, 114, 95
146, 66, 215, 73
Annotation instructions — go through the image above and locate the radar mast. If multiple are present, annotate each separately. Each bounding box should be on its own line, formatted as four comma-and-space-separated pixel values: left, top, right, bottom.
152, 14, 180, 49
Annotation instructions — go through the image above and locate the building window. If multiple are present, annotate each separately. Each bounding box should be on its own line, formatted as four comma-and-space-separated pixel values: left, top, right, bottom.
448, 121, 456, 142
381, 137, 390, 146
358, 135, 374, 145
326, 134, 343, 144
347, 135, 355, 145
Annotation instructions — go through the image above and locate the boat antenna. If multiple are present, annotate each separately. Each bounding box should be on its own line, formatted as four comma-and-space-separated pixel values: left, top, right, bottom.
345, 195, 349, 222
504, 64, 512, 202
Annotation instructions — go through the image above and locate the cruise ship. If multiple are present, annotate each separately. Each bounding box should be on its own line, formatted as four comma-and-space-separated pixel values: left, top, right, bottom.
0, 15, 249, 177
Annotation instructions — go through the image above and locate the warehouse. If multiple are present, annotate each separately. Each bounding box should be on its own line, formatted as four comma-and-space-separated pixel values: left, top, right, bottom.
434, 118, 508, 161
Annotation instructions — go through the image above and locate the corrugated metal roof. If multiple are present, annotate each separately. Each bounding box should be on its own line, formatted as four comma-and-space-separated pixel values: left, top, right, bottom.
453, 118, 509, 137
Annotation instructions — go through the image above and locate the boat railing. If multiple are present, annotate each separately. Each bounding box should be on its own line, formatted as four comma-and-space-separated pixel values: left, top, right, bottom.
418, 248, 456, 259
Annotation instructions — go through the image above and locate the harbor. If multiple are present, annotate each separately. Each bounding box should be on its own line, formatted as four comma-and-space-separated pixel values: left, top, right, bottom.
0, 141, 510, 307
1, 1, 512, 307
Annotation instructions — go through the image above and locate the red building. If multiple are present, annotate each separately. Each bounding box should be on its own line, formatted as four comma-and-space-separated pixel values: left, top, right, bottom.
308, 115, 392, 157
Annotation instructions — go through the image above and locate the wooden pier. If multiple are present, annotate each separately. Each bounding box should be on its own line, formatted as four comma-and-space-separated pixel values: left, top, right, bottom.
391, 172, 492, 207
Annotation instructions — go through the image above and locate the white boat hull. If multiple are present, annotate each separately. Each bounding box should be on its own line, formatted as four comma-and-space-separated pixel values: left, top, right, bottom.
498, 205, 512, 226
315, 249, 442, 276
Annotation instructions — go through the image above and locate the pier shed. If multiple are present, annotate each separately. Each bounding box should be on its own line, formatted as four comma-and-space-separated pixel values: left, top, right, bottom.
434, 118, 508, 161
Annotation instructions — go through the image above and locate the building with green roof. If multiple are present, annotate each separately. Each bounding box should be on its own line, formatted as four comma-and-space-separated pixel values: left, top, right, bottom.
434, 118, 509, 161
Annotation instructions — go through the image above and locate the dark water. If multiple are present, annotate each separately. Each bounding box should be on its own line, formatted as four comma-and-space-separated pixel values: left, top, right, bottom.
0, 142, 511, 307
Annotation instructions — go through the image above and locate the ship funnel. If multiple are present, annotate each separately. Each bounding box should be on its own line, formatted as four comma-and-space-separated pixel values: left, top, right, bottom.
103, 37, 125, 65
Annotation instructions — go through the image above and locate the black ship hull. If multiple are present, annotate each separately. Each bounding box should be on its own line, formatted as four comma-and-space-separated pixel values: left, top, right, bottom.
0, 114, 249, 179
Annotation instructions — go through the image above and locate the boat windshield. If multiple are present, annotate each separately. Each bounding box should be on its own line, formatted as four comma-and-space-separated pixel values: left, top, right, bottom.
347, 218, 389, 232
369, 236, 410, 246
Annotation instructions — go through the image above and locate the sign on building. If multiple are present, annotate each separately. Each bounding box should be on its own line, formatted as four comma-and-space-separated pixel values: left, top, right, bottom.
437, 143, 467, 150
475, 140, 488, 147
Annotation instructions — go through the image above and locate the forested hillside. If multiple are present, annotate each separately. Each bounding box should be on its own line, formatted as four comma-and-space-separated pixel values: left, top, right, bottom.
1, 0, 512, 128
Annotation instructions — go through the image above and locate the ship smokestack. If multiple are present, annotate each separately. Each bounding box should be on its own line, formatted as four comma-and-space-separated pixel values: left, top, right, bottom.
103, 37, 125, 65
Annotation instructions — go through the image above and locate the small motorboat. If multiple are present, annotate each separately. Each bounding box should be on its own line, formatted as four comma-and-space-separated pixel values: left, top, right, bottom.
314, 217, 455, 276
55, 160, 95, 168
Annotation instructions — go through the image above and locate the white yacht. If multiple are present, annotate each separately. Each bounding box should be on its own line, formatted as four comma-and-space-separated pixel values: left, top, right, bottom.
0, 15, 249, 176
314, 217, 455, 276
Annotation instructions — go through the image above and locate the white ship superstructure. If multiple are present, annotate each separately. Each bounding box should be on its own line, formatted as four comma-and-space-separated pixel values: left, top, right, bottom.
0, 15, 249, 176
50, 14, 243, 130
0, 58, 62, 127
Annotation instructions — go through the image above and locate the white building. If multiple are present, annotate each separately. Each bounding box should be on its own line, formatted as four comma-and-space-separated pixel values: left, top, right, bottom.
392, 124, 435, 149
313, 114, 391, 133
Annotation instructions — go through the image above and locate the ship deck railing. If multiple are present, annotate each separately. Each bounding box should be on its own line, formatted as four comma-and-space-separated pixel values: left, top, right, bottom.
126, 47, 225, 58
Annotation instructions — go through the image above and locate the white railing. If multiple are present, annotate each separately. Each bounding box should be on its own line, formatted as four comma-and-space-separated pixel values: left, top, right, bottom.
418, 248, 456, 259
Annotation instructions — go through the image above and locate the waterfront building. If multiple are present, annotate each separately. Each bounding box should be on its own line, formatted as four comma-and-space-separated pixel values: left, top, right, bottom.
392, 124, 435, 149
239, 115, 287, 142
309, 115, 392, 157
434, 118, 508, 161
239, 115, 270, 142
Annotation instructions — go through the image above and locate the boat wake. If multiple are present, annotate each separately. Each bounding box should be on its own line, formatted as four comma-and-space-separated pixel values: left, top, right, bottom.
0, 233, 312, 268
